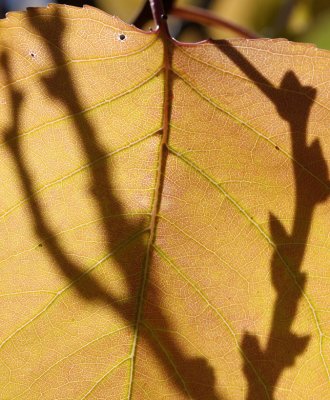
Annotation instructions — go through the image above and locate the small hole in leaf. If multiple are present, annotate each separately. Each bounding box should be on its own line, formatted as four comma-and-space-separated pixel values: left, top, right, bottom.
118, 34, 126, 41
275, 145, 279, 150
29, 51, 37, 59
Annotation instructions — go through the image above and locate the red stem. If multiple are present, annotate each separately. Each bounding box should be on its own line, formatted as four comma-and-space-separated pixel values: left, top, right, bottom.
149, 0, 171, 39
172, 6, 259, 39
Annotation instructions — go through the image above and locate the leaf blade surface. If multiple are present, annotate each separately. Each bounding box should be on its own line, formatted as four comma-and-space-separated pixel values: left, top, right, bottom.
0, 5, 329, 400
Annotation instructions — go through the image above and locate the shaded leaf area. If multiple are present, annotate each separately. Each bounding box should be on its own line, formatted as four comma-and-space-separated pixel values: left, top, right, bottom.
216, 41, 330, 398
0, 6, 222, 400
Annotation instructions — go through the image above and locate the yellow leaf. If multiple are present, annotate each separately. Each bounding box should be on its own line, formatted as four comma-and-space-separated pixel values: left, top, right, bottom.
0, 4, 329, 399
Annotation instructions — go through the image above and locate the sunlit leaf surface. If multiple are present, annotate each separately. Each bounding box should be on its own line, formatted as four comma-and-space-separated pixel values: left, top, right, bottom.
0, 5, 329, 399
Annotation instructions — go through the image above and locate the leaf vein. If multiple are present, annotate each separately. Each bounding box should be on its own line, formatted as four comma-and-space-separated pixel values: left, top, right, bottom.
0, 230, 145, 352
153, 244, 270, 399
0, 67, 163, 148
0, 129, 160, 221
169, 146, 328, 379
172, 72, 329, 191
175, 46, 330, 112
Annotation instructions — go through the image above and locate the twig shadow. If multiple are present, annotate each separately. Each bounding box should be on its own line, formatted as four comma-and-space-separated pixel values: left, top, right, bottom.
1, 5, 224, 400
215, 40, 329, 399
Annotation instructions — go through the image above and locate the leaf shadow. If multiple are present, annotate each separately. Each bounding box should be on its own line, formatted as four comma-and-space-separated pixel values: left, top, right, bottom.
215, 40, 330, 399
1, 6, 224, 400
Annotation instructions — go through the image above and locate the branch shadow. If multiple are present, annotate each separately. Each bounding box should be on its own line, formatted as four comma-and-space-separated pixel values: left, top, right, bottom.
1, 6, 224, 400
215, 40, 330, 399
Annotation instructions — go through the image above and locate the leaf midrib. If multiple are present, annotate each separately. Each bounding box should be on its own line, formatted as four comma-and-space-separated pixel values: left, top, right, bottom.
127, 34, 171, 399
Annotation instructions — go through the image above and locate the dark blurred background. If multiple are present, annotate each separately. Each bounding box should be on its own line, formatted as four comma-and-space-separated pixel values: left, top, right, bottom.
1, 0, 330, 49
